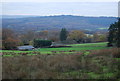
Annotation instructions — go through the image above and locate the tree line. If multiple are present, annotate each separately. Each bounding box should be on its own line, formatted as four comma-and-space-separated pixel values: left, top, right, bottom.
1, 18, 120, 50
1, 27, 107, 50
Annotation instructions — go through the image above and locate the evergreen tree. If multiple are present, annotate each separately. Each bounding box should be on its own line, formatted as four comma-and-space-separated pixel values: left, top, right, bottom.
60, 28, 68, 41
108, 24, 116, 46
108, 18, 120, 47
116, 18, 120, 47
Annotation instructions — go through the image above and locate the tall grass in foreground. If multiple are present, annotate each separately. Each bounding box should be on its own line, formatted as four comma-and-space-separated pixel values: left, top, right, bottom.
2, 48, 120, 79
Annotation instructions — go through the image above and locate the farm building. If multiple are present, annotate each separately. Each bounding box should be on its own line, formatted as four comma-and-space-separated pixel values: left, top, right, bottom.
17, 45, 35, 51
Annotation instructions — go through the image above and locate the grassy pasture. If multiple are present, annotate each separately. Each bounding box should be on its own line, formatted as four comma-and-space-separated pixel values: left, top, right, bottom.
68, 42, 107, 47
2, 42, 120, 79
1, 42, 108, 57
2, 48, 120, 79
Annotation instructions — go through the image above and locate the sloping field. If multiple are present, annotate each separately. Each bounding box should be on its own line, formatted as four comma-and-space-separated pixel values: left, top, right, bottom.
1, 42, 108, 56
1, 42, 108, 57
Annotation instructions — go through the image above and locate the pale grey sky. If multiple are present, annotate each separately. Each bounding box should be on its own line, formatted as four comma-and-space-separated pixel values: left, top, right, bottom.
1, 0, 119, 2
1, 2, 118, 17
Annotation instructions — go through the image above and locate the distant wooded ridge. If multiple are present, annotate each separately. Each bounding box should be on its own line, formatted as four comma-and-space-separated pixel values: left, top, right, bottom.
2, 15, 117, 32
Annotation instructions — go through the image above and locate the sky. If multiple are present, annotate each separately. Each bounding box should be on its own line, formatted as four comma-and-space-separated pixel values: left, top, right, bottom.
1, 1, 119, 17
1, 0, 119, 2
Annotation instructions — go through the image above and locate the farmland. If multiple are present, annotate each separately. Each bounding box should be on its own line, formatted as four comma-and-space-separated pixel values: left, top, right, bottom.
2, 42, 120, 79
1, 42, 108, 57
1, 2, 120, 80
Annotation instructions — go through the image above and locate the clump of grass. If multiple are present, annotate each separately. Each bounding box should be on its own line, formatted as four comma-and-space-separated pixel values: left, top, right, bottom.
90, 48, 120, 58
2, 48, 120, 79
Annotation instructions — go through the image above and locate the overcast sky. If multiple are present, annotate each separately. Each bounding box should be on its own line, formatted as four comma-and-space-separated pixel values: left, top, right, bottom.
1, 0, 119, 2
1, 1, 118, 17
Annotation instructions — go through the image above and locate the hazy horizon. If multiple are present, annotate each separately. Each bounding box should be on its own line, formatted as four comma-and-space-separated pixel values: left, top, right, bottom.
2, 2, 118, 17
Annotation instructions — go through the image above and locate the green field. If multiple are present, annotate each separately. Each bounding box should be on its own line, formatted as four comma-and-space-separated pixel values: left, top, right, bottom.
97, 27, 108, 30
1, 42, 109, 57
38, 42, 108, 54
68, 42, 107, 47
2, 42, 120, 79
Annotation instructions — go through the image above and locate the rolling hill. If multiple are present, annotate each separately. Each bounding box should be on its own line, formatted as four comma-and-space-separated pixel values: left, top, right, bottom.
2, 15, 117, 32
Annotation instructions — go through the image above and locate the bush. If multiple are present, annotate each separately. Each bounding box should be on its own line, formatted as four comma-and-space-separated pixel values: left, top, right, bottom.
33, 39, 52, 48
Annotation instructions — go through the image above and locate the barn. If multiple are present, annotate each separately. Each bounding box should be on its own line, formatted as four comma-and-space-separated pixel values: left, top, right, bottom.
17, 45, 35, 51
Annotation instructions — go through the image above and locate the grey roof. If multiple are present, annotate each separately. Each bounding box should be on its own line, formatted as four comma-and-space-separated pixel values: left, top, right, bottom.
17, 45, 34, 49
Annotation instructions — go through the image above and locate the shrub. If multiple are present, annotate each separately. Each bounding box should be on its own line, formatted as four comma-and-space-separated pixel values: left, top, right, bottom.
2, 48, 120, 79
33, 39, 52, 48
90, 48, 120, 58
